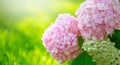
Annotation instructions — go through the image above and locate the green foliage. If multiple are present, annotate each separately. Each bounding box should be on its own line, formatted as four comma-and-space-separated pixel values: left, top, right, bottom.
109, 30, 120, 49
78, 36, 84, 48
0, 48, 14, 65
72, 52, 96, 65
0, 0, 85, 65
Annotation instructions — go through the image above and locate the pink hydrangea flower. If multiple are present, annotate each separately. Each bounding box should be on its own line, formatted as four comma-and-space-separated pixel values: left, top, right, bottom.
42, 14, 82, 63
76, 0, 120, 40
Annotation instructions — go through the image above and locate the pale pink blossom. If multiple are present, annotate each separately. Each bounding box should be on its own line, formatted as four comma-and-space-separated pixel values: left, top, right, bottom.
42, 14, 82, 63
76, 0, 120, 40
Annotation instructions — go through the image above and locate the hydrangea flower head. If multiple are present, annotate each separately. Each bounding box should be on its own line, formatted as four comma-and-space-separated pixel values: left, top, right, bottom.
42, 14, 82, 63
82, 38, 120, 65
76, 0, 120, 40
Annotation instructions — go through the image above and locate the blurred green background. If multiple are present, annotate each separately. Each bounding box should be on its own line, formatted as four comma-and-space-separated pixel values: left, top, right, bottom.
0, 0, 84, 65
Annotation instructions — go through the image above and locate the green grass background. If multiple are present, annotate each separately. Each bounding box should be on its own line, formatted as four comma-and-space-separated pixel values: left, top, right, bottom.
0, 0, 85, 65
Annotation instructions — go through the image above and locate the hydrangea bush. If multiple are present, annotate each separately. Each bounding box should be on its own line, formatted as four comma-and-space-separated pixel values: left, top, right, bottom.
42, 0, 120, 65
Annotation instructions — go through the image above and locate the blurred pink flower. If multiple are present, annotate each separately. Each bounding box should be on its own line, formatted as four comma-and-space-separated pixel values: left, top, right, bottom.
76, 0, 120, 40
42, 14, 82, 63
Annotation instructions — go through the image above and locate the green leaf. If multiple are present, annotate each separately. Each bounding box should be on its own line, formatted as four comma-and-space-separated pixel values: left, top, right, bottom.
77, 36, 84, 48
109, 30, 120, 49
72, 52, 96, 65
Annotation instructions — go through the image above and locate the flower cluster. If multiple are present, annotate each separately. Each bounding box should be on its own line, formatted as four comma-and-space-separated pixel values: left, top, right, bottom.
42, 14, 82, 63
76, 0, 120, 39
82, 38, 120, 65
42, 0, 120, 64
